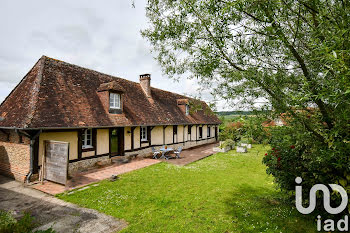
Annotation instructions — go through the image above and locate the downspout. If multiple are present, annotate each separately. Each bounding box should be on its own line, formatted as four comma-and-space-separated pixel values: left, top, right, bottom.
16, 129, 41, 183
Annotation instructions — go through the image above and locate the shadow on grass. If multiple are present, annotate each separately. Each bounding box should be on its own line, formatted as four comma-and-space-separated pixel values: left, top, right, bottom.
224, 184, 317, 233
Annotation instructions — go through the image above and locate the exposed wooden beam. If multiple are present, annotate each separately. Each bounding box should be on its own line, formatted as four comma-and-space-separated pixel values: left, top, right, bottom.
131, 126, 136, 150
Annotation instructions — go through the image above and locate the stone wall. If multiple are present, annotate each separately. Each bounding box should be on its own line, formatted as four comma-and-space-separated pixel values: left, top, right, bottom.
68, 155, 111, 176
0, 130, 30, 182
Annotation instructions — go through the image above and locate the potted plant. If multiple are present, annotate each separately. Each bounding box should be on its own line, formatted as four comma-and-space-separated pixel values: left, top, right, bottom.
240, 138, 252, 149
236, 140, 248, 153
213, 139, 234, 152
224, 139, 235, 149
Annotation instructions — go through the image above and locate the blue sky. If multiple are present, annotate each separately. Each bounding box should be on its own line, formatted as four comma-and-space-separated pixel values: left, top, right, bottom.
0, 0, 232, 110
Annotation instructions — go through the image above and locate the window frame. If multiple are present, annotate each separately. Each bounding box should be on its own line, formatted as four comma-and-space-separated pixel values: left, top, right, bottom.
187, 125, 192, 135
207, 126, 211, 137
185, 104, 190, 115
82, 129, 93, 149
109, 92, 121, 110
141, 126, 148, 142
173, 125, 178, 143
199, 126, 203, 139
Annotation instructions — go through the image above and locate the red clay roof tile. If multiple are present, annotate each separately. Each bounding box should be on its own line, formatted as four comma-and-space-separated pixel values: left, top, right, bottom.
0, 56, 221, 129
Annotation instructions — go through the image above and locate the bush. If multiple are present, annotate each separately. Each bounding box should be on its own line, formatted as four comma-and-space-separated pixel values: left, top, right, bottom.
241, 117, 270, 144
0, 211, 55, 233
262, 126, 350, 214
219, 139, 235, 149
219, 122, 242, 142
219, 116, 271, 144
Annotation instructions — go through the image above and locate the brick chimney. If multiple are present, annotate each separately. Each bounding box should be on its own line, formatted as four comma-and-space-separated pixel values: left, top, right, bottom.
140, 74, 151, 98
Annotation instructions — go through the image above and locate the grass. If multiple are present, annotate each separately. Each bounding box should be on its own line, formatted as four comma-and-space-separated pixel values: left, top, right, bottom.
58, 145, 316, 233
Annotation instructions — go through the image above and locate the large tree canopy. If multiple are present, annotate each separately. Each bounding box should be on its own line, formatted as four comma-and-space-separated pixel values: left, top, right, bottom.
143, 0, 350, 193
143, 0, 350, 143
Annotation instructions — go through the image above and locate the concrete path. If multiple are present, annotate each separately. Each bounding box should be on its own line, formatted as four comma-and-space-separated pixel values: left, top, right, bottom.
0, 175, 127, 233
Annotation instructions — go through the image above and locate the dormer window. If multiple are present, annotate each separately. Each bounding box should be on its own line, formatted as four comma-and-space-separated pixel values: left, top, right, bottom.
185, 104, 190, 115
110, 93, 121, 109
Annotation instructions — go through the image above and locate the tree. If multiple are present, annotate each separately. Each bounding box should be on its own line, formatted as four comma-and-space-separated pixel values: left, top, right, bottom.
142, 0, 350, 200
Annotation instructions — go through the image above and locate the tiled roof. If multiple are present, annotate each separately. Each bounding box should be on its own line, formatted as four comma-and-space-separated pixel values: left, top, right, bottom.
0, 56, 221, 129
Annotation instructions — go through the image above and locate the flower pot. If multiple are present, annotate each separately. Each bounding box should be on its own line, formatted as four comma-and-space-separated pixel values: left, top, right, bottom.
213, 146, 231, 153
236, 146, 247, 153
240, 143, 252, 149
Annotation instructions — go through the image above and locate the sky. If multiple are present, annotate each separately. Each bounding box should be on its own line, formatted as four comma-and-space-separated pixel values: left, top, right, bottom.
0, 0, 235, 111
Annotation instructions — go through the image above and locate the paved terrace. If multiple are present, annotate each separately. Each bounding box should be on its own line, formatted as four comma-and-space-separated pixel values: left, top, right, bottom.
159, 142, 218, 165
31, 143, 218, 195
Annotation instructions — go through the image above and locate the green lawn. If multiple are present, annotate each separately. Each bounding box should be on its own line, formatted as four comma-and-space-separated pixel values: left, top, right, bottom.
58, 145, 316, 233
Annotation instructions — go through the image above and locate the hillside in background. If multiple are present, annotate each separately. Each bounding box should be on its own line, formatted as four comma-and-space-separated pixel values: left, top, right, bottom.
215, 111, 256, 116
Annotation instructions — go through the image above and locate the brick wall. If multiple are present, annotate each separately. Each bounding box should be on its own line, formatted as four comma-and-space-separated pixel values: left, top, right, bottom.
0, 130, 30, 182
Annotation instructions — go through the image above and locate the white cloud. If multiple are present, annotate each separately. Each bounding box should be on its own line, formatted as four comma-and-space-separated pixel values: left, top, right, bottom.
0, 0, 229, 110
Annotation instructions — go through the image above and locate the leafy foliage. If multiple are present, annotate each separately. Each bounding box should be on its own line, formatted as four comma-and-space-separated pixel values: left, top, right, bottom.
143, 0, 350, 208
219, 120, 243, 141
0, 211, 55, 233
219, 138, 235, 149
263, 126, 350, 214
219, 115, 270, 144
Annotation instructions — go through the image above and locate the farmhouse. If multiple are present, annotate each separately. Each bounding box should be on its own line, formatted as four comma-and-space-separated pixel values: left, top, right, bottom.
0, 56, 221, 182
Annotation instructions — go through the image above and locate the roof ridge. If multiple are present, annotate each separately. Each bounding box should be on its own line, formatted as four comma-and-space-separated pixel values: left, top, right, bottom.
23, 56, 46, 128
43, 55, 194, 100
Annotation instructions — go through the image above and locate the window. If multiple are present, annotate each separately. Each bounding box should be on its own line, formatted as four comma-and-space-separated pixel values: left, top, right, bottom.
187, 125, 191, 140
173, 125, 178, 135
141, 126, 147, 142
199, 126, 203, 139
109, 93, 121, 109
82, 129, 93, 149
173, 125, 178, 143
207, 126, 211, 137
185, 104, 190, 115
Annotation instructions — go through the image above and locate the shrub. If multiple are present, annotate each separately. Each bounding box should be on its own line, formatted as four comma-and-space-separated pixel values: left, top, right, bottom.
241, 117, 270, 144
219, 123, 242, 142
0, 211, 55, 233
262, 126, 350, 214
219, 139, 235, 149
219, 116, 271, 144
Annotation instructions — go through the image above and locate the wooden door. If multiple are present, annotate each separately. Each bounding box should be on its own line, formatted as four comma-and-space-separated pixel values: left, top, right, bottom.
44, 140, 69, 185
110, 128, 124, 157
